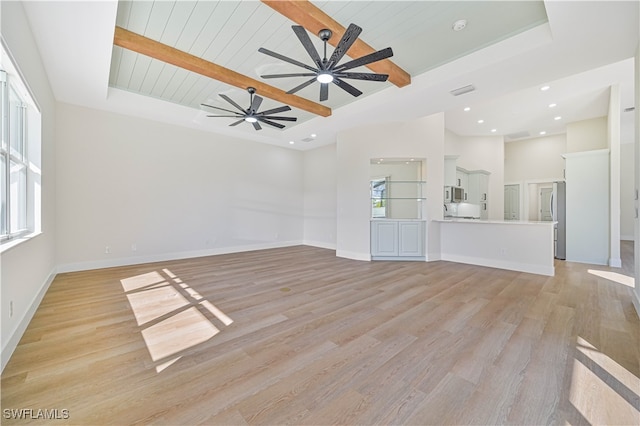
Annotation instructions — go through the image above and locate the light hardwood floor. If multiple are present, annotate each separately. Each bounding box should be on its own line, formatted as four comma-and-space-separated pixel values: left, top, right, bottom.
2, 244, 639, 425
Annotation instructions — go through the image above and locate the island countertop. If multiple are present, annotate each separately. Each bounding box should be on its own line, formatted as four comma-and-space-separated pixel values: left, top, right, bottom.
435, 218, 556, 226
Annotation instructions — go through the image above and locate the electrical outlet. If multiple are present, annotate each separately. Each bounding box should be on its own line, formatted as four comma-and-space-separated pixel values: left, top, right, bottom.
105, 245, 111, 254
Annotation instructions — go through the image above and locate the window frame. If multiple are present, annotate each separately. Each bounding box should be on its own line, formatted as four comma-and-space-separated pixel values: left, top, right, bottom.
1, 41, 41, 249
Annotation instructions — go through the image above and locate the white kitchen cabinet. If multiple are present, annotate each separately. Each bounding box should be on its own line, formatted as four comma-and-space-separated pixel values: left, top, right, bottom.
444, 156, 458, 187
370, 221, 398, 256
398, 221, 424, 256
467, 170, 490, 219
456, 169, 468, 196
371, 220, 425, 260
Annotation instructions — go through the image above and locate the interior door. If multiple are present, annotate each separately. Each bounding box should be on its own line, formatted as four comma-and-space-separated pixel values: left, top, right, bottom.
504, 184, 520, 220
540, 187, 553, 221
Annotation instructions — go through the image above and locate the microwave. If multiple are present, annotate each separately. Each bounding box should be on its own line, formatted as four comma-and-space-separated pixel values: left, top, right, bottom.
445, 186, 464, 203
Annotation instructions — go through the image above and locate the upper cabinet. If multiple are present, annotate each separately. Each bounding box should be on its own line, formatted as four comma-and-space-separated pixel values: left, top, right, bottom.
467, 170, 490, 219
456, 169, 469, 193
444, 156, 458, 187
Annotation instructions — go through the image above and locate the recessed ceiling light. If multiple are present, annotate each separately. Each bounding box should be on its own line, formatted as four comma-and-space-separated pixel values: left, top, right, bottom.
289, 140, 295, 144
554, 116, 562, 121
540, 85, 550, 91
491, 129, 497, 133
452, 19, 467, 31
540, 131, 547, 135
463, 107, 471, 112
548, 103, 557, 108
477, 119, 484, 124
311, 133, 317, 138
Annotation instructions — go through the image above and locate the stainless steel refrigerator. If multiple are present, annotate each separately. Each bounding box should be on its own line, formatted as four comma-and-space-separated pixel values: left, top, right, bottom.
551, 181, 566, 260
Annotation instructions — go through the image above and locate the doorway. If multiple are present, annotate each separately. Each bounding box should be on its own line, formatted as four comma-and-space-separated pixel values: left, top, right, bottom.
504, 184, 520, 220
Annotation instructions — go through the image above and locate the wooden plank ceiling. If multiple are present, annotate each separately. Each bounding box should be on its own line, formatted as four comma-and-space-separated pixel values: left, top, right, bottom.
109, 0, 548, 130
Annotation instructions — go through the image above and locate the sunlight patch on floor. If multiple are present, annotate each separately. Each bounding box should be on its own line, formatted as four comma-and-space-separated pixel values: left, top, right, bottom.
570, 336, 639, 425
121, 269, 233, 373
587, 269, 635, 288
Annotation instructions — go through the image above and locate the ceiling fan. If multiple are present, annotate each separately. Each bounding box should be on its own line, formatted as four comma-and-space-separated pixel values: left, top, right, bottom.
201, 87, 297, 130
258, 23, 393, 102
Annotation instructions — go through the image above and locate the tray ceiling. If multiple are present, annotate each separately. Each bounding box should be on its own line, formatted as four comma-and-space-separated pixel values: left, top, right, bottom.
109, 0, 548, 130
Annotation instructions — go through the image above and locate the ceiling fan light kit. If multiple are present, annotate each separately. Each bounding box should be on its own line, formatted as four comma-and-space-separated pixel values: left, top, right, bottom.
201, 87, 297, 131
258, 23, 394, 102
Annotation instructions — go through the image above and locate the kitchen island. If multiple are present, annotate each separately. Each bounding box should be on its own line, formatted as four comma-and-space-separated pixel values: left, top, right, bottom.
435, 219, 556, 276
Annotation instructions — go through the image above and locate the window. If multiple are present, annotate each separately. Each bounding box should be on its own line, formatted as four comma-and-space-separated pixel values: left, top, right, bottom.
1, 43, 41, 246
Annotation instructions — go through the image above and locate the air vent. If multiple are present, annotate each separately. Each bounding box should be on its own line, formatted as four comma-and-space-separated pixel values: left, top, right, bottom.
624, 106, 635, 113
301, 137, 314, 142
505, 131, 530, 140
450, 84, 475, 96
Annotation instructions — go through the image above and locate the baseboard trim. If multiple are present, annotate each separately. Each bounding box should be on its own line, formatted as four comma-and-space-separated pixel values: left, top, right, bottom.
336, 250, 371, 261
441, 253, 555, 276
609, 257, 622, 268
302, 240, 337, 251
56, 241, 304, 273
1, 267, 57, 373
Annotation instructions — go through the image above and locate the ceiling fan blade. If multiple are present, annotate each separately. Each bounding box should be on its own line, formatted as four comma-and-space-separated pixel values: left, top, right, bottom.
292, 26, 322, 67
257, 117, 286, 129
250, 94, 263, 113
328, 23, 362, 68
207, 114, 243, 118
259, 105, 292, 116
333, 47, 393, 72
229, 119, 245, 126
286, 78, 317, 95
320, 83, 329, 102
201, 103, 243, 115
333, 78, 363, 97
261, 116, 297, 122
252, 120, 262, 131
335, 72, 389, 82
261, 73, 318, 79
218, 94, 246, 113
258, 47, 318, 73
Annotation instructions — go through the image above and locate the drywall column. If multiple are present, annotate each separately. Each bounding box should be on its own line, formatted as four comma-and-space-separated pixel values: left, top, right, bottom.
336, 113, 445, 261
563, 150, 610, 265
608, 84, 622, 267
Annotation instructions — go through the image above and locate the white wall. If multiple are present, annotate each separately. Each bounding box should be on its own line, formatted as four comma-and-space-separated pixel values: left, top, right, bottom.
504, 134, 566, 182
303, 143, 337, 249
1, 1, 58, 371
566, 116, 608, 153
444, 130, 504, 220
56, 103, 304, 271
336, 113, 445, 261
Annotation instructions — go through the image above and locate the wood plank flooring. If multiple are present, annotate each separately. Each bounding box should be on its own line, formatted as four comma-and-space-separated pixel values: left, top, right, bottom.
2, 244, 639, 425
